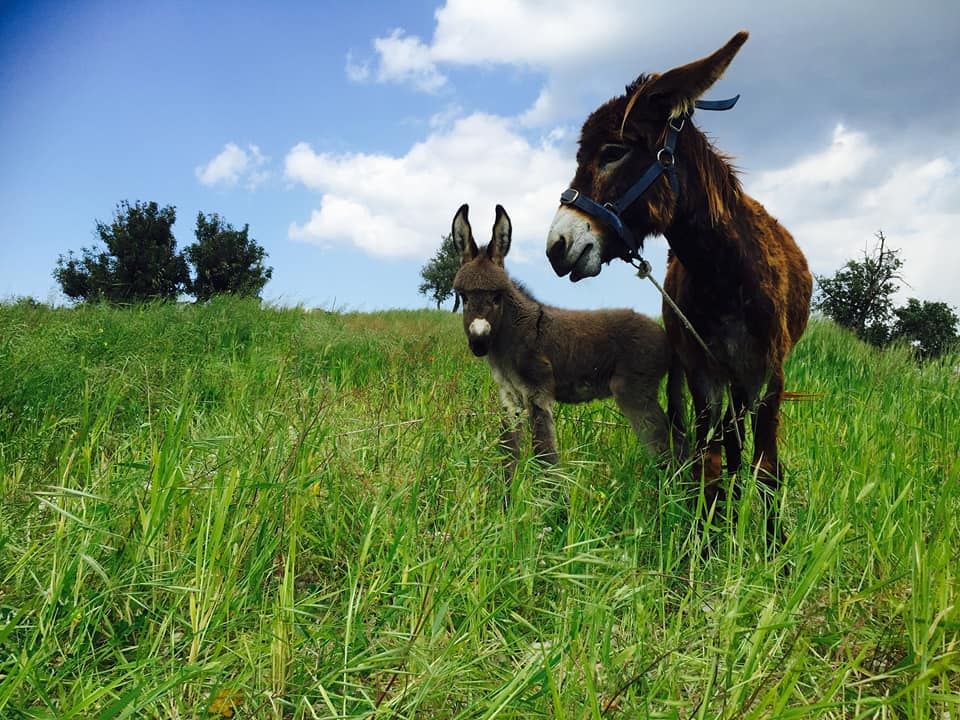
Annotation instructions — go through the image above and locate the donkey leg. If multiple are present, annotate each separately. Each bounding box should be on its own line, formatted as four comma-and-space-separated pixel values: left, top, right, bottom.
724, 387, 748, 478
610, 374, 671, 462
753, 367, 786, 546
529, 398, 559, 465
689, 376, 725, 516
499, 414, 522, 477
666, 354, 690, 460
497, 417, 522, 509
495, 384, 525, 486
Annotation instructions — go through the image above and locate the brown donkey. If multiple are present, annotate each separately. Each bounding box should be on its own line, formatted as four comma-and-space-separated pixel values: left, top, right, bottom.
545, 32, 812, 541
452, 203, 673, 469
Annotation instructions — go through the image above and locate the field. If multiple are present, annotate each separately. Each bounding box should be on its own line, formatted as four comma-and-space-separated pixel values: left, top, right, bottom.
1, 297, 957, 718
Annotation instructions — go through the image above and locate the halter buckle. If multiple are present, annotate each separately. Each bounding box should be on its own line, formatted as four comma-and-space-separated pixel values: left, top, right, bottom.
668, 115, 686, 132
559, 188, 579, 204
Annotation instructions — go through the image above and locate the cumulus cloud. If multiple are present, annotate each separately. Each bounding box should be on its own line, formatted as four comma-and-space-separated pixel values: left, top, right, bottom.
345, 51, 370, 82
349, 0, 959, 136
749, 124, 960, 306
429, 0, 633, 67
373, 29, 447, 92
334, 1, 958, 307
348, 1, 635, 122
195, 143, 270, 190
347, 29, 447, 93
285, 113, 573, 259
284, 111, 959, 307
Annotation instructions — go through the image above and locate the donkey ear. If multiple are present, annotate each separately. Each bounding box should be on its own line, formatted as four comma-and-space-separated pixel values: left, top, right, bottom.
451, 203, 478, 263
489, 205, 512, 264
644, 31, 748, 118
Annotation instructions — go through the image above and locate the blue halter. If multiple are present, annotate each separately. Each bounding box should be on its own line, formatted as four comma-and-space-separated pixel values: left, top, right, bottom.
559, 95, 739, 257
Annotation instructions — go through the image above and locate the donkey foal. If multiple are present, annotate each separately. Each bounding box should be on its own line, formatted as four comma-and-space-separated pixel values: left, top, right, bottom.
452, 204, 673, 470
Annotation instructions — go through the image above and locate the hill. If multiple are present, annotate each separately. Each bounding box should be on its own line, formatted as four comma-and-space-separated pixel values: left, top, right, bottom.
1, 298, 957, 717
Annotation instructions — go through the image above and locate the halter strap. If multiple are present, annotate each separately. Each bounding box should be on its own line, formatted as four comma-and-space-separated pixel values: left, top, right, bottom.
559, 95, 739, 258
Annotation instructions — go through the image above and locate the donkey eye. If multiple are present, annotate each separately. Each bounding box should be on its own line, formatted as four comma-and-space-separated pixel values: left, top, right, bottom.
599, 144, 630, 167
493, 293, 502, 305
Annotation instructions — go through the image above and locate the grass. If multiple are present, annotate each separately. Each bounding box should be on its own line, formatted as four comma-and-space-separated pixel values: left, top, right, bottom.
0, 296, 957, 718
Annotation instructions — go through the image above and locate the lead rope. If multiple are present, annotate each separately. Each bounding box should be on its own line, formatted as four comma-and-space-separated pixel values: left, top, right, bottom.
631, 258, 715, 362
631, 258, 743, 450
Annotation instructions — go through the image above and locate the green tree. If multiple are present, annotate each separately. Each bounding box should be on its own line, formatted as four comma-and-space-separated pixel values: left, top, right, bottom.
815, 231, 903, 346
184, 213, 273, 302
419, 233, 461, 311
53, 200, 189, 303
891, 298, 958, 359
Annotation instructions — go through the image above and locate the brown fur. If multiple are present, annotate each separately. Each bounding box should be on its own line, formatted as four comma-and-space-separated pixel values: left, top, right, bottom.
451, 204, 674, 470
547, 32, 813, 541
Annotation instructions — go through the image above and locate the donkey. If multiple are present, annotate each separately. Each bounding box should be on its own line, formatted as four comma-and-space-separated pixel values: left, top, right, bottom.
545, 31, 812, 542
452, 203, 674, 470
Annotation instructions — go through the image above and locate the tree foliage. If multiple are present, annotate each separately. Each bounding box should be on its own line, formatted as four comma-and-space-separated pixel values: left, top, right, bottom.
53, 201, 189, 303
814, 231, 903, 346
184, 212, 273, 302
419, 233, 462, 311
815, 230, 958, 359
891, 298, 958, 358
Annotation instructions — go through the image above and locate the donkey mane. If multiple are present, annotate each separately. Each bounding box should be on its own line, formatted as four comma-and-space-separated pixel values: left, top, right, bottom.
508, 277, 538, 305
612, 75, 743, 226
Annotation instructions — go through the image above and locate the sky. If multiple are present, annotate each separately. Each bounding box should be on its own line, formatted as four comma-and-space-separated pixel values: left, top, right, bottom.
1, 0, 958, 315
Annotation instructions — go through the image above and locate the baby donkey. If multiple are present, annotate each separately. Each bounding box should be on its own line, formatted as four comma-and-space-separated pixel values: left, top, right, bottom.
452, 203, 674, 469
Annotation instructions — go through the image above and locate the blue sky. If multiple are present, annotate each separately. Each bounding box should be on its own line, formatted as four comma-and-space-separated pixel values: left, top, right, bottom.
2, 1, 958, 315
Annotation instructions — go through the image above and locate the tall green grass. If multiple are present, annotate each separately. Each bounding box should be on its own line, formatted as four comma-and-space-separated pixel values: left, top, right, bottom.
1, 297, 957, 718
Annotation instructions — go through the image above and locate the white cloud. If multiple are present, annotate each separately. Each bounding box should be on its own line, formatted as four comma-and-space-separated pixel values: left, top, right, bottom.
752, 124, 875, 197
333, 2, 958, 309
349, 1, 634, 121
748, 125, 960, 307
428, 103, 464, 129
429, 0, 633, 67
285, 113, 573, 260
518, 88, 557, 128
348, 0, 958, 137
348, 0, 748, 123
373, 29, 447, 93
345, 51, 370, 82
195, 143, 270, 190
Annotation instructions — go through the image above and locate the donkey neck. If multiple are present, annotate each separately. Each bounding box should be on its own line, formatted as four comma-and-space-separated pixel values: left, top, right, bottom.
663, 214, 741, 280
657, 124, 745, 277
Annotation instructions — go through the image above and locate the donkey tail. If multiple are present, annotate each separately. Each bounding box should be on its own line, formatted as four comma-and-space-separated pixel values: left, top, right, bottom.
666, 350, 689, 459
781, 391, 822, 401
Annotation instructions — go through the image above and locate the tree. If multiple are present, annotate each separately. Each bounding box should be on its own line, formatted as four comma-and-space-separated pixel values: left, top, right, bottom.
419, 233, 462, 311
53, 200, 189, 303
184, 213, 273, 302
891, 298, 958, 359
814, 231, 903, 346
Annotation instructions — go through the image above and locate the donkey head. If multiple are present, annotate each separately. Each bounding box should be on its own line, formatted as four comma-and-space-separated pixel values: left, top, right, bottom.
451, 204, 513, 357
546, 31, 748, 281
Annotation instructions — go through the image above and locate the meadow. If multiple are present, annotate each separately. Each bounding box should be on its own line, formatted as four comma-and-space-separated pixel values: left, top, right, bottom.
0, 297, 957, 718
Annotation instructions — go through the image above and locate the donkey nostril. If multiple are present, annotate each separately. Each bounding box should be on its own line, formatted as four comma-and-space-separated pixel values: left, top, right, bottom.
547, 237, 568, 265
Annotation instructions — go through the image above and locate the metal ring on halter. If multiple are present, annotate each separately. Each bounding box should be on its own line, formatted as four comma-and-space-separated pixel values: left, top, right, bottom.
657, 147, 675, 167
632, 258, 652, 278
669, 116, 685, 132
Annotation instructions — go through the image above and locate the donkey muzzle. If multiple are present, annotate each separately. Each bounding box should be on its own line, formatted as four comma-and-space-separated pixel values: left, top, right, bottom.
468, 337, 490, 356
468, 317, 492, 356
546, 206, 602, 281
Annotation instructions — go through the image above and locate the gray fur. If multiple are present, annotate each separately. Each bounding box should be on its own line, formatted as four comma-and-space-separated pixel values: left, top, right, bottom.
452, 204, 675, 471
